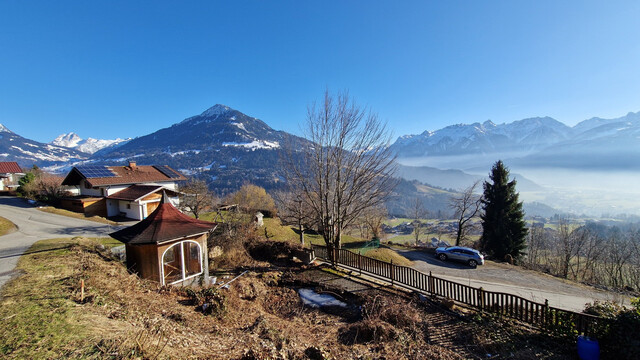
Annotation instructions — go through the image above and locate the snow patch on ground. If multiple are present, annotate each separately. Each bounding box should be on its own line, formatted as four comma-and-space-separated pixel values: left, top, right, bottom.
298, 289, 347, 308
222, 140, 280, 150
230, 122, 246, 131
164, 149, 202, 157
11, 145, 76, 162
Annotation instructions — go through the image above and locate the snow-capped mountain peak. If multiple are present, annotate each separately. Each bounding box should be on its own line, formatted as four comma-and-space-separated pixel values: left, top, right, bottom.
0, 124, 14, 133
390, 116, 572, 158
52, 132, 83, 148
201, 104, 232, 117
51, 133, 129, 154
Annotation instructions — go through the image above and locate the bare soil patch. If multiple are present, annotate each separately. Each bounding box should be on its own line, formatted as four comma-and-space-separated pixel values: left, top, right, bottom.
1, 237, 574, 359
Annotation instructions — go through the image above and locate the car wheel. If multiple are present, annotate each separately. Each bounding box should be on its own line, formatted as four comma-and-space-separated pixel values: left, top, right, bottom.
468, 259, 477, 268
438, 254, 447, 261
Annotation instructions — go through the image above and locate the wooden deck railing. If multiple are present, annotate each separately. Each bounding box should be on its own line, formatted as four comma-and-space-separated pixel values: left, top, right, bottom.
311, 245, 605, 337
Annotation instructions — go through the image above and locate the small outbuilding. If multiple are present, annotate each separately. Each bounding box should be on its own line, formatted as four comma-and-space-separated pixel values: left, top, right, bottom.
0, 161, 24, 192
110, 193, 217, 286
254, 211, 264, 227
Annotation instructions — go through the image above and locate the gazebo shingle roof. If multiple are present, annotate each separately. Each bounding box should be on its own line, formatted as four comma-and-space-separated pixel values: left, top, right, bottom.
110, 197, 217, 245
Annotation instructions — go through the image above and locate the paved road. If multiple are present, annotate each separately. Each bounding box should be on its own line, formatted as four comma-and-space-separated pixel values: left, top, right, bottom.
0, 197, 124, 290
397, 248, 631, 312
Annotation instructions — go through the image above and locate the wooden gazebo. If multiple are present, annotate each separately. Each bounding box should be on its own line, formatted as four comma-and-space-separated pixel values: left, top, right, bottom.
110, 193, 217, 286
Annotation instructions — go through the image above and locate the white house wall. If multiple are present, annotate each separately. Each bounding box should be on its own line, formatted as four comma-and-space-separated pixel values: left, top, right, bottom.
106, 199, 120, 217
104, 185, 129, 196
79, 180, 102, 197
118, 200, 143, 220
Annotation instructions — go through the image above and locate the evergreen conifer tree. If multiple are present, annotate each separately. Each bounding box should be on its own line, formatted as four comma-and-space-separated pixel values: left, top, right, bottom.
480, 160, 528, 260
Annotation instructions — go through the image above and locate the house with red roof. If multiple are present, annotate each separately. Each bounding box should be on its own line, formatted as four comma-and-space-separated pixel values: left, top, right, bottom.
0, 161, 25, 191
61, 161, 187, 220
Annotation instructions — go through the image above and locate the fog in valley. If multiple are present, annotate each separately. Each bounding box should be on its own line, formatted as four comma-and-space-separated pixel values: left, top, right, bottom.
398, 155, 640, 218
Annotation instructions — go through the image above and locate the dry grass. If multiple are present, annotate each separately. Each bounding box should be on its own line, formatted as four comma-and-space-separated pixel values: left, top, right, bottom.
0, 216, 17, 236
37, 206, 120, 225
1, 237, 574, 359
363, 248, 414, 266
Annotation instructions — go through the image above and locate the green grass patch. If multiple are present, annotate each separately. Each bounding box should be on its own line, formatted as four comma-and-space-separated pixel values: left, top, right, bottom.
0, 237, 119, 358
0, 216, 17, 236
362, 248, 414, 266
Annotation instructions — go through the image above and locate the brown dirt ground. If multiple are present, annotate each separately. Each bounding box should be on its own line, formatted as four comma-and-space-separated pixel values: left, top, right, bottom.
7, 239, 575, 359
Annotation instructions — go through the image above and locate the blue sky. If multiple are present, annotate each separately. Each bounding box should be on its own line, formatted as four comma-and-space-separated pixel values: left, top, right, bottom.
1, 1, 639, 143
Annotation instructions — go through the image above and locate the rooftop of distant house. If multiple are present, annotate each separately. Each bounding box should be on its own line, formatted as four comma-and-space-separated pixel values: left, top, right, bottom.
0, 162, 23, 174
61, 162, 187, 187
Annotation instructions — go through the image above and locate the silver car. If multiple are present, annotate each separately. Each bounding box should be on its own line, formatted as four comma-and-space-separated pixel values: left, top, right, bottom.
435, 246, 484, 267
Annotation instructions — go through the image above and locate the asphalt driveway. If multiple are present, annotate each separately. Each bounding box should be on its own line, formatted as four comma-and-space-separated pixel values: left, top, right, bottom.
0, 196, 124, 289
397, 248, 631, 312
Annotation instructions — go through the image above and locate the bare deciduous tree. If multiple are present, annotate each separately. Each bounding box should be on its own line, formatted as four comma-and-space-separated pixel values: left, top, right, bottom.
179, 179, 216, 219
274, 190, 314, 246
36, 173, 68, 203
411, 197, 426, 246
286, 90, 396, 259
526, 224, 547, 267
361, 205, 387, 241
449, 181, 481, 246
225, 183, 277, 216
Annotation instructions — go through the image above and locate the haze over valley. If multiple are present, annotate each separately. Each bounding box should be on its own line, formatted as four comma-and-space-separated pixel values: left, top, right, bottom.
2, 105, 639, 217
393, 111, 640, 216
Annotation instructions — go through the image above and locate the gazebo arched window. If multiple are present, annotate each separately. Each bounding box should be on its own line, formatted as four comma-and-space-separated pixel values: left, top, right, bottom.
162, 240, 203, 285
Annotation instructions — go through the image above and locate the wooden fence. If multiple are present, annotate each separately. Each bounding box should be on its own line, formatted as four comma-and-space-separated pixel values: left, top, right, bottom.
312, 245, 605, 337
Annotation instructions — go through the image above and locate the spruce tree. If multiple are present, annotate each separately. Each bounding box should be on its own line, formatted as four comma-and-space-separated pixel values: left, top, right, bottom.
480, 160, 528, 260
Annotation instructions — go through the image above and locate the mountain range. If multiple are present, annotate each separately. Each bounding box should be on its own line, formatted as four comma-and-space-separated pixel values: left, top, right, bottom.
2, 105, 640, 216
0, 124, 87, 167
87, 104, 309, 194
51, 133, 129, 154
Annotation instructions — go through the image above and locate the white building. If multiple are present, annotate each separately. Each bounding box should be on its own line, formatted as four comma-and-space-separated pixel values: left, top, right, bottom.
0, 162, 25, 191
61, 162, 186, 220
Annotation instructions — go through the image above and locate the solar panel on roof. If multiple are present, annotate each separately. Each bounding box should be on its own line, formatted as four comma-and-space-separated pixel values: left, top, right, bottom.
76, 165, 117, 178
153, 165, 182, 179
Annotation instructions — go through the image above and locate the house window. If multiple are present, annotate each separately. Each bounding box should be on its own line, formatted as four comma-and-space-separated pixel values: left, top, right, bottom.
126, 204, 131, 209
162, 241, 203, 285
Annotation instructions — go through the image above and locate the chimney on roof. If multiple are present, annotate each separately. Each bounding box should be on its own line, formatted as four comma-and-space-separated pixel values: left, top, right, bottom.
128, 161, 137, 170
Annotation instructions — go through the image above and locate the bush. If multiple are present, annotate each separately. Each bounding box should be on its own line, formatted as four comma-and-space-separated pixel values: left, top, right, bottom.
185, 287, 227, 317
583, 299, 640, 359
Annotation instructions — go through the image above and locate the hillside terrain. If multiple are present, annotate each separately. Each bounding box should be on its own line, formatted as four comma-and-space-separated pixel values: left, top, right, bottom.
0, 237, 573, 359
0, 124, 87, 167
90, 104, 310, 194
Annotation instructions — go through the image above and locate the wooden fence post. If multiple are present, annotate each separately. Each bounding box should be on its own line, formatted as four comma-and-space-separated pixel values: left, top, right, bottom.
390, 259, 394, 286
358, 251, 362, 275
478, 287, 485, 310
428, 271, 433, 294
80, 279, 85, 302
544, 299, 550, 331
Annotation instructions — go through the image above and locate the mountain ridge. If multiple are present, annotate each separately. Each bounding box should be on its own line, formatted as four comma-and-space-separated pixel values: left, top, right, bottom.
51, 132, 129, 154
391, 110, 640, 171
0, 124, 88, 167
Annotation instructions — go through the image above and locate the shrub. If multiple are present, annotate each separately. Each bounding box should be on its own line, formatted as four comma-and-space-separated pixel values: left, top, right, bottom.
583, 299, 640, 358
185, 287, 227, 317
